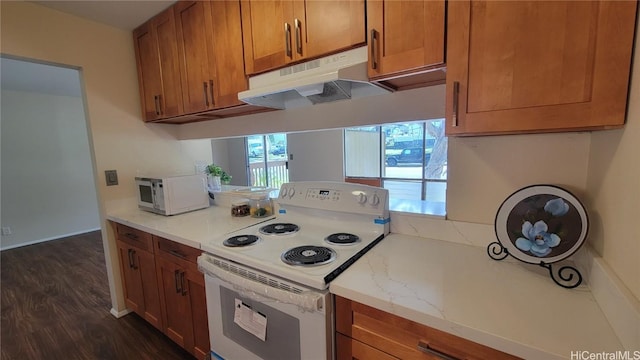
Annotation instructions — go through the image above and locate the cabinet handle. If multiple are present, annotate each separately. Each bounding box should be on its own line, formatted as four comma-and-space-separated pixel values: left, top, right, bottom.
180, 271, 187, 296
370, 29, 379, 70
153, 95, 160, 115
157, 94, 162, 115
130, 250, 138, 270
124, 232, 139, 241
452, 81, 460, 127
294, 18, 302, 55
174, 269, 182, 294
168, 249, 186, 259
209, 79, 215, 107
284, 22, 292, 58
417, 341, 459, 360
203, 82, 209, 107
127, 249, 134, 269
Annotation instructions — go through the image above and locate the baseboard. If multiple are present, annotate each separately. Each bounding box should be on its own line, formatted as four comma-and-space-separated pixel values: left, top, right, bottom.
110, 307, 132, 318
0, 228, 102, 251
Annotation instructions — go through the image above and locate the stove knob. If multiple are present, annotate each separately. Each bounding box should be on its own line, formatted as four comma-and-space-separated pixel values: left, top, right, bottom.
288, 188, 295, 198
357, 192, 367, 204
369, 193, 380, 206
280, 187, 288, 198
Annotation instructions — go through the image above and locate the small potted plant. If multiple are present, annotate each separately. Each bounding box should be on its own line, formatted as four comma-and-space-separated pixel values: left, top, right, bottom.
205, 164, 232, 191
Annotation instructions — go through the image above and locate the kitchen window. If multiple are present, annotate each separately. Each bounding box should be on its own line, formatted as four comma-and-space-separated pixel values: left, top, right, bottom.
344, 119, 447, 215
246, 134, 289, 188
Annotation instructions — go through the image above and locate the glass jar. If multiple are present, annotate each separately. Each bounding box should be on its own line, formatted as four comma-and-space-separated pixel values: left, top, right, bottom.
231, 200, 250, 217
249, 195, 273, 218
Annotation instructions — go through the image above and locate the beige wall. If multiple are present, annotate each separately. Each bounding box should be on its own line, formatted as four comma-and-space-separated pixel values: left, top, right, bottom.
586, 27, 640, 300
0, 1, 212, 312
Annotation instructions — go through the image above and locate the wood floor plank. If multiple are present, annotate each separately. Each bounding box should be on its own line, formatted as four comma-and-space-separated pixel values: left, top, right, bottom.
1, 231, 196, 360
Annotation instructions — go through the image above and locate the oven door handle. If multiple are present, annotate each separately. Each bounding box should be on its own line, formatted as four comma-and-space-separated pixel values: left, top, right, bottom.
197, 254, 325, 312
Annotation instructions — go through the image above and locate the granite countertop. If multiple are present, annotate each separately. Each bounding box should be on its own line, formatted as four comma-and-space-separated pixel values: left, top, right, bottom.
329, 233, 622, 360
106, 205, 274, 249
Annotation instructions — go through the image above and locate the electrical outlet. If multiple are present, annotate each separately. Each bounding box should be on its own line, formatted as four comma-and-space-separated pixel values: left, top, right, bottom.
1, 227, 12, 236
105, 170, 118, 186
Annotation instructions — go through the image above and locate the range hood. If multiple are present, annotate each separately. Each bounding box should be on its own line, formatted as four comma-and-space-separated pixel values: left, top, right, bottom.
238, 46, 391, 110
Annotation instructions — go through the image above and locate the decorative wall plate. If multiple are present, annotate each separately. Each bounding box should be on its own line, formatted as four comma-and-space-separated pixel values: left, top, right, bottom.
494, 185, 589, 265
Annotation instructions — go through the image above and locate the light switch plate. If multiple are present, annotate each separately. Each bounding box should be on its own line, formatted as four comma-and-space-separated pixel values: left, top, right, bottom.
105, 170, 118, 186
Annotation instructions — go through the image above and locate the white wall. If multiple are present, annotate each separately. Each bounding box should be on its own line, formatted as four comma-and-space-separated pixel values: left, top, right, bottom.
1, 89, 100, 249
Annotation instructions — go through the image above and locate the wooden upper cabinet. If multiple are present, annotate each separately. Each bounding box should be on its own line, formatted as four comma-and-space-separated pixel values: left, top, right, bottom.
241, 0, 366, 75
133, 7, 183, 121
300, 1, 365, 60
367, 0, 445, 90
174, 1, 248, 114
208, 0, 247, 108
446, 1, 638, 136
174, 1, 216, 114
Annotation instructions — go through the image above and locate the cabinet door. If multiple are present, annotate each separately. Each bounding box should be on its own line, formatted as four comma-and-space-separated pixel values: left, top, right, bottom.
153, 7, 183, 118
156, 256, 195, 351
117, 241, 145, 314
185, 268, 209, 359
209, 0, 247, 108
295, 0, 365, 61
133, 8, 183, 121
175, 1, 216, 114
336, 333, 399, 360
241, 0, 295, 75
446, 0, 637, 136
367, 0, 444, 79
241, 0, 365, 75
116, 241, 162, 330
133, 22, 163, 121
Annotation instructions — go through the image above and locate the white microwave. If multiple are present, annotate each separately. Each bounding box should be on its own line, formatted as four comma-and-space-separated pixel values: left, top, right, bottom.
135, 174, 209, 215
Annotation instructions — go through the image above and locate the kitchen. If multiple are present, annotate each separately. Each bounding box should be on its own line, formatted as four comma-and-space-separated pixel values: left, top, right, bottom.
1, 1, 639, 359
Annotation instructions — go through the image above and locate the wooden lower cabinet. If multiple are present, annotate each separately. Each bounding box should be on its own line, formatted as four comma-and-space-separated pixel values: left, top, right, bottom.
113, 222, 209, 359
335, 296, 520, 360
116, 240, 163, 330
155, 236, 209, 360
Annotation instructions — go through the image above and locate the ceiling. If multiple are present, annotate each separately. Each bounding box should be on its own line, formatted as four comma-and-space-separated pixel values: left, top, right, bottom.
31, 1, 176, 31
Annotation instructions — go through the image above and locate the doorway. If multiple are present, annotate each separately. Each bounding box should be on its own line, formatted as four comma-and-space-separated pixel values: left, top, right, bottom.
0, 56, 100, 250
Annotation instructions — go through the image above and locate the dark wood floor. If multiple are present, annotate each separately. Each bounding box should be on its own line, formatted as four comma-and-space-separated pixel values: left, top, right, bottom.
1, 231, 195, 360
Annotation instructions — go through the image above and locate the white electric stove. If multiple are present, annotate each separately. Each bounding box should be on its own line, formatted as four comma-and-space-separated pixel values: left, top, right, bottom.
197, 181, 390, 360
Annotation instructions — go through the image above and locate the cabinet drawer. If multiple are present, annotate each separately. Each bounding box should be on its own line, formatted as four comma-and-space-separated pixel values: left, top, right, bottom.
154, 236, 201, 264
336, 296, 519, 360
115, 223, 153, 251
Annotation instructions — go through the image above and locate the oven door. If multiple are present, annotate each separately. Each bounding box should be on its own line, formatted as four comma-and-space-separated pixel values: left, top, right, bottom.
198, 254, 333, 360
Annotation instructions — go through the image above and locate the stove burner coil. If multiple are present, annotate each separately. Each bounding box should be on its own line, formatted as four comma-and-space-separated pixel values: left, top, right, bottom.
281, 246, 336, 266
325, 233, 360, 245
259, 223, 300, 235
223, 235, 260, 247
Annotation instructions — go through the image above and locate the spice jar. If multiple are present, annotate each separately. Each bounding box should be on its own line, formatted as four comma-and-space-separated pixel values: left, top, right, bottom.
231, 200, 250, 217
249, 195, 272, 218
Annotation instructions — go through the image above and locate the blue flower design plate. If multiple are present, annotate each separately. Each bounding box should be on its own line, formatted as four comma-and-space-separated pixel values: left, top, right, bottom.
494, 185, 588, 264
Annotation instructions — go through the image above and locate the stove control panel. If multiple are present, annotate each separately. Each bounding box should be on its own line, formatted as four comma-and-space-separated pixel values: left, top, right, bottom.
278, 182, 389, 216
